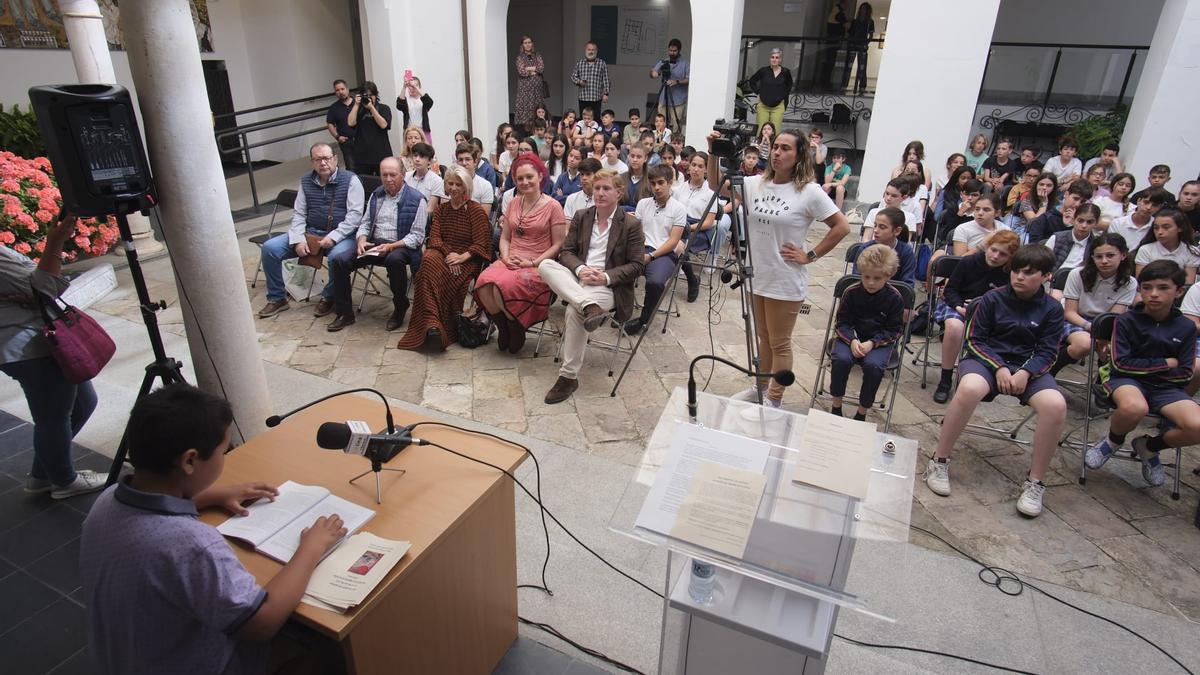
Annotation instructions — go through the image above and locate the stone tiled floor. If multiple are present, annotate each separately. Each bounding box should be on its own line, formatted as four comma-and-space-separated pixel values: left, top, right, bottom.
85, 216, 1200, 630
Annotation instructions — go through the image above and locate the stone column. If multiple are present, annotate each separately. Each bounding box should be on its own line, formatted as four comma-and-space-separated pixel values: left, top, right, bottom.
1120, 0, 1200, 186
61, 0, 163, 255
857, 0, 1001, 203
685, 0, 746, 147
119, 0, 271, 441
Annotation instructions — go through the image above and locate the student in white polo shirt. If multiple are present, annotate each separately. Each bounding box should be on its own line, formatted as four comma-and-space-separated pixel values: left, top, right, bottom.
624, 164, 687, 335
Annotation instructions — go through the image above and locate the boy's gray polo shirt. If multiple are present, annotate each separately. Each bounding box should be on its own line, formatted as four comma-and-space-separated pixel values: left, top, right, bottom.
80, 480, 269, 675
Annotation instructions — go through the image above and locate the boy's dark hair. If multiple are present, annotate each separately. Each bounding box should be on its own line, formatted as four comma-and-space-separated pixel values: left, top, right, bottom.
533, 119, 548, 130
411, 142, 435, 160
680, 146, 695, 162
876, 206, 906, 230
1025, 160, 1044, 171
647, 163, 676, 182
456, 141, 479, 158
1150, 164, 1171, 175
639, 130, 655, 141
743, 146, 760, 157
1066, 181, 1094, 201
831, 149, 847, 161
1138, 186, 1172, 206
1057, 137, 1078, 151
1010, 244, 1056, 275
962, 178, 985, 194
885, 176, 912, 197
126, 384, 233, 475
1138, 259, 1186, 288
578, 157, 602, 174
1103, 142, 1120, 154
1021, 145, 1039, 156
628, 108, 640, 118
602, 109, 615, 118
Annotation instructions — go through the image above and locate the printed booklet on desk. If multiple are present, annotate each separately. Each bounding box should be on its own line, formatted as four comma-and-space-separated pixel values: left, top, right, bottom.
217, 480, 375, 563
301, 532, 411, 613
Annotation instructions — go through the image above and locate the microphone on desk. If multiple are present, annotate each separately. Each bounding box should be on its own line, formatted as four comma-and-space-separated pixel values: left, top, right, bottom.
265, 387, 396, 433
687, 355, 795, 420
316, 421, 427, 463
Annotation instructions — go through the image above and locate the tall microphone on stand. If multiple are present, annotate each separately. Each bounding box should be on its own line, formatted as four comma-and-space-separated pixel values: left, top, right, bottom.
687, 355, 795, 420
265, 387, 396, 434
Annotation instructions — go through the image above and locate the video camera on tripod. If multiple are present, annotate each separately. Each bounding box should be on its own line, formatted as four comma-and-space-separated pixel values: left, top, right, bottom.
710, 118, 757, 159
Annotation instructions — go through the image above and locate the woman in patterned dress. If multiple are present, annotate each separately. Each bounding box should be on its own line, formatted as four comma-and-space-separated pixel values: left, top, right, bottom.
474, 153, 566, 354
397, 165, 493, 351
514, 36, 546, 132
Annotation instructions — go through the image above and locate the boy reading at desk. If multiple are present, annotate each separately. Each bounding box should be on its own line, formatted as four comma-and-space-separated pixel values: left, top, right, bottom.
80, 383, 347, 675
924, 245, 1065, 518
1086, 260, 1200, 487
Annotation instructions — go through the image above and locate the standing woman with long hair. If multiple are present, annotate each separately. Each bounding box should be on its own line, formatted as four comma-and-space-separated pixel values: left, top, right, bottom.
706, 128, 851, 408
514, 36, 546, 132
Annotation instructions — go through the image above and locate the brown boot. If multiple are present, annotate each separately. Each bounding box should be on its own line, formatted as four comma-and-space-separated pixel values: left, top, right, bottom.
313, 298, 335, 317
544, 376, 578, 404
582, 303, 609, 332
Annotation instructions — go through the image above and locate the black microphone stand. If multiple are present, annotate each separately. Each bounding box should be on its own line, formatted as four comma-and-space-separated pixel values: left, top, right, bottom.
348, 443, 409, 505
686, 354, 794, 422
266, 387, 396, 433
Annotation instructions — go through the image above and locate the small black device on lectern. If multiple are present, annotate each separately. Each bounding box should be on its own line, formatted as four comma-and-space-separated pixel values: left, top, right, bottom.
28, 84, 156, 216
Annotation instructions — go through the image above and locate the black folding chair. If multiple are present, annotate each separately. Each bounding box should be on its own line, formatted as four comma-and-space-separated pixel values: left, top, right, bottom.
912, 255, 962, 388
248, 189, 298, 287
809, 275, 917, 432
842, 242, 865, 276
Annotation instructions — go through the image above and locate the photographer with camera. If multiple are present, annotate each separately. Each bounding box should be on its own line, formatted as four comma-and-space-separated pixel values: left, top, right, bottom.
325, 79, 358, 172
649, 38, 690, 137
706, 125, 850, 408
347, 81, 393, 178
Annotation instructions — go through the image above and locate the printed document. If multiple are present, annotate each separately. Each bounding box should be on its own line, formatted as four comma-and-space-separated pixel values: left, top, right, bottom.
791, 409, 875, 499
670, 463, 766, 558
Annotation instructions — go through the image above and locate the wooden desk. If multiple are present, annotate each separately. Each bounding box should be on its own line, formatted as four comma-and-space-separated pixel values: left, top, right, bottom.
199, 396, 527, 674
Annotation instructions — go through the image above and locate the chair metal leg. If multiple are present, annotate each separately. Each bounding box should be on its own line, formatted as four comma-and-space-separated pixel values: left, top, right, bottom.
304, 266, 320, 302
357, 266, 378, 313
250, 259, 263, 288
1172, 446, 1182, 500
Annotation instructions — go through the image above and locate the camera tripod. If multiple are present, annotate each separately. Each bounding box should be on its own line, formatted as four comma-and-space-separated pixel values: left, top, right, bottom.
657, 59, 679, 135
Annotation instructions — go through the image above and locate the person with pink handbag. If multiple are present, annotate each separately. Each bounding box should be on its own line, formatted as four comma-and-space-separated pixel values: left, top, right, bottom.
0, 215, 104, 499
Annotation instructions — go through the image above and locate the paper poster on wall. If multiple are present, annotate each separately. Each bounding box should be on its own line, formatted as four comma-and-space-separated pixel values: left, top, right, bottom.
617, 6, 669, 66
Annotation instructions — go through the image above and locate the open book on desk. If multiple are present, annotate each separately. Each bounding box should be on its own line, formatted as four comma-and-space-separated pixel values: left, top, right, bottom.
217, 481, 375, 564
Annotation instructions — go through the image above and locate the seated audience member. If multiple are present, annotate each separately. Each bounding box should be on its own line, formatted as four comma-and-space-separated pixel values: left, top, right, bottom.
398, 126, 429, 175
475, 154, 566, 355
829, 245, 904, 421
327, 157, 427, 332
404, 142, 444, 213
1084, 163, 1111, 200
854, 207, 916, 285
439, 142, 495, 215
557, 109, 578, 143
1026, 181, 1094, 244
965, 133, 988, 173
756, 122, 776, 165
657, 146, 684, 185
809, 129, 830, 169
601, 140, 629, 174
502, 138, 552, 193
651, 113, 672, 153
553, 147, 584, 204
575, 106, 602, 140
932, 153, 967, 217
932, 178, 983, 248
538, 170, 645, 404
1044, 203, 1099, 274
1044, 137, 1083, 190
565, 158, 602, 219
925, 245, 1065, 517
861, 178, 917, 242
471, 137, 500, 188
1057, 233, 1135, 374
546, 134, 570, 182
623, 164, 687, 335
952, 194, 1009, 256
1134, 209, 1200, 284
497, 133, 519, 183
80, 384, 347, 675
1131, 164, 1176, 206
981, 138, 1018, 194
623, 108, 643, 149
934, 166, 978, 224
621, 143, 651, 208
740, 146, 763, 177
586, 132, 607, 162
1179, 282, 1200, 395
530, 119, 550, 156
1016, 145, 1042, 176
258, 143, 363, 319
599, 109, 622, 143
492, 123, 513, 166
1008, 166, 1049, 236
1110, 186, 1169, 252
673, 151, 721, 302
932, 230, 1021, 403
823, 149, 852, 211
398, 165, 493, 351
640, 130, 661, 165
1087, 260, 1200, 487
1176, 180, 1200, 233
1082, 143, 1124, 185
1093, 172, 1136, 230
899, 166, 929, 224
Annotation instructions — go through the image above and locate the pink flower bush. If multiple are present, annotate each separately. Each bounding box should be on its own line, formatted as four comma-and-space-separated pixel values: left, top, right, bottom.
0, 151, 119, 263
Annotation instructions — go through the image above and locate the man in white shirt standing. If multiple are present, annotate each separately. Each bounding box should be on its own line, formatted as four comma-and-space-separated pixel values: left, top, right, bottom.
539, 170, 645, 404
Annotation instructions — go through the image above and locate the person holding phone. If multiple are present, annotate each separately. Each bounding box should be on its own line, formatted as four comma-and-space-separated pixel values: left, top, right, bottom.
396, 73, 434, 144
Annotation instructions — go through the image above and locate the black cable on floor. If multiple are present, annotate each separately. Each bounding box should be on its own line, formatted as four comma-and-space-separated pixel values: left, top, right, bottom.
518, 616, 645, 674
832, 633, 1037, 674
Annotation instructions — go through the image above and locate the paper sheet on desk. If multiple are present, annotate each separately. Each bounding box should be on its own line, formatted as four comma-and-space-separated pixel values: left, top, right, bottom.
670, 463, 766, 558
635, 423, 770, 536
791, 409, 874, 499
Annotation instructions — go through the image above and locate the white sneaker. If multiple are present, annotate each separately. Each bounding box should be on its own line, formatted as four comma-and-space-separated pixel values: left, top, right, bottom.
23, 475, 52, 495
730, 386, 765, 403
1016, 479, 1045, 517
51, 470, 106, 500
765, 397, 783, 409
923, 458, 951, 496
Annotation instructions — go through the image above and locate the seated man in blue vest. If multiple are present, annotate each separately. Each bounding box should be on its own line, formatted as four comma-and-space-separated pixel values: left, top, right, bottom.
258, 143, 365, 318
326, 157, 428, 332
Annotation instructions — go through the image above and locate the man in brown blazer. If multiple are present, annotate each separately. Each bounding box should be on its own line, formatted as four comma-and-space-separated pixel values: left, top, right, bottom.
538, 169, 645, 403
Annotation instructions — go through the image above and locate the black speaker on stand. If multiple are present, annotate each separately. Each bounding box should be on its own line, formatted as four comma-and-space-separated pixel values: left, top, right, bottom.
29, 84, 186, 485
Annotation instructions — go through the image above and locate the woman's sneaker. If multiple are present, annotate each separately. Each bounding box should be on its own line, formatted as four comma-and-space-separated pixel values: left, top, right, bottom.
1016, 480, 1045, 517
1131, 436, 1166, 487
1084, 438, 1117, 469
923, 458, 951, 496
23, 475, 52, 495
51, 470, 106, 500
730, 386, 765, 403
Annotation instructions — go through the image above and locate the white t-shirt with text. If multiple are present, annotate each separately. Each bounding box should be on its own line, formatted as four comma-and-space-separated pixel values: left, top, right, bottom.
742, 176, 840, 301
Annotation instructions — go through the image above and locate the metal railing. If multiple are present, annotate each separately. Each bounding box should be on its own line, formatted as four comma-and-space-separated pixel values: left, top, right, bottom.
214, 92, 335, 212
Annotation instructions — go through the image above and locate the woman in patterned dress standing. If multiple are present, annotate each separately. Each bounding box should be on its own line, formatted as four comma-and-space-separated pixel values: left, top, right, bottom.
474, 153, 566, 354
514, 36, 546, 133
397, 165, 493, 351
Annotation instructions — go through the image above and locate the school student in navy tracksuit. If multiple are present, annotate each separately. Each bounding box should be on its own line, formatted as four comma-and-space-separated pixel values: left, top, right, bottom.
829, 245, 904, 421
852, 206, 917, 285
1086, 259, 1200, 487
925, 245, 1065, 519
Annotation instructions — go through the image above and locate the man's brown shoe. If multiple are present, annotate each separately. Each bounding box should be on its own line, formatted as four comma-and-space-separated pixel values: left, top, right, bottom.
327, 314, 356, 332
582, 303, 609, 332
544, 376, 578, 404
313, 298, 335, 317
258, 299, 290, 318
